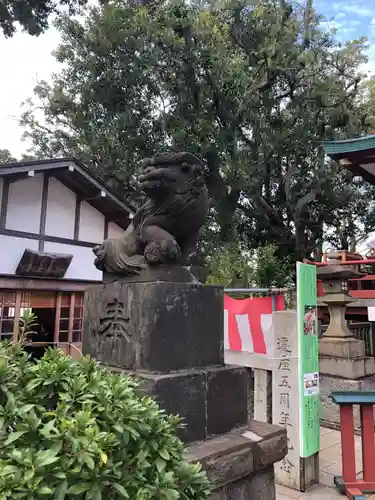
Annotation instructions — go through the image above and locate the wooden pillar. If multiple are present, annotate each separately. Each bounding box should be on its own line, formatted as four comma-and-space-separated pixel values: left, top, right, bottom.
360, 405, 375, 483
68, 292, 75, 355
54, 292, 62, 347
340, 404, 357, 484
12, 291, 22, 342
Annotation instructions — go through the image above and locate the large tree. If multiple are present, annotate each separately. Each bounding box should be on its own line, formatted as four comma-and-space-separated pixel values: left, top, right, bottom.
0, 149, 16, 163
0, 0, 88, 37
21, 0, 372, 262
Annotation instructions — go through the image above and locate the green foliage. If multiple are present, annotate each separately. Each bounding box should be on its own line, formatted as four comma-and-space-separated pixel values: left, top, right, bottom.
0, 0, 88, 37
362, 75, 375, 130
0, 344, 210, 499
20, 0, 374, 259
206, 243, 293, 288
254, 244, 294, 288
18, 309, 39, 344
0, 150, 16, 163
206, 244, 253, 288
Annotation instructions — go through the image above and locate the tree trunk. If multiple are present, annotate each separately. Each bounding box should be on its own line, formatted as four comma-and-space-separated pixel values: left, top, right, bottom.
349, 236, 356, 253
295, 223, 305, 262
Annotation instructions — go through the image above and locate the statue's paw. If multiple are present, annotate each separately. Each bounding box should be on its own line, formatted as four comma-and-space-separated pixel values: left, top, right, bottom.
93, 243, 107, 270
160, 239, 181, 262
93, 244, 104, 257
144, 240, 181, 266
94, 257, 105, 271
144, 242, 163, 265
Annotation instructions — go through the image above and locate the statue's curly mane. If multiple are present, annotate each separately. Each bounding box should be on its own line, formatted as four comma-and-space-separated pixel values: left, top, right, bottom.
133, 163, 208, 237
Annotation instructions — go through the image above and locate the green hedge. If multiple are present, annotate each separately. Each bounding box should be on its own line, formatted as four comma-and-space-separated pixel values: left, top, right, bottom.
0, 343, 210, 499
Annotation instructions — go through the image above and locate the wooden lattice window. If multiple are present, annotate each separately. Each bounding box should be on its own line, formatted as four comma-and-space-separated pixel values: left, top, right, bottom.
0, 289, 84, 356
55, 292, 84, 347
58, 293, 70, 343
0, 292, 16, 340
73, 293, 84, 343
0, 291, 32, 341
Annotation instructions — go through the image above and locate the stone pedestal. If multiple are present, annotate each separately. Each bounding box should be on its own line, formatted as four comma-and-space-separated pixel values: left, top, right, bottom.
319, 300, 375, 429
83, 278, 287, 494
319, 337, 375, 379
320, 374, 375, 432
320, 333, 375, 429
83, 281, 248, 443
137, 366, 248, 442
320, 332, 375, 430
83, 281, 224, 373
318, 265, 375, 429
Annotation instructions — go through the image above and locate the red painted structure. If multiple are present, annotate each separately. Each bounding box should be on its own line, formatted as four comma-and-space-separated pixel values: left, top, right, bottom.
330, 392, 375, 500
304, 257, 375, 320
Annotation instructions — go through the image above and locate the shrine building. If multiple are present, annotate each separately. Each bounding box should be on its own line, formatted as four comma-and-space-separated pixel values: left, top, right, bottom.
323, 133, 375, 184
323, 134, 375, 319
0, 157, 134, 359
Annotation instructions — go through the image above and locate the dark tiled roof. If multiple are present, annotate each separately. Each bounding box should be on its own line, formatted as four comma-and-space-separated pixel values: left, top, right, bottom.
0, 156, 136, 213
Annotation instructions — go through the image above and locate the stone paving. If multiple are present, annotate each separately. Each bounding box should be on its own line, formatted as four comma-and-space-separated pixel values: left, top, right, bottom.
276, 427, 375, 499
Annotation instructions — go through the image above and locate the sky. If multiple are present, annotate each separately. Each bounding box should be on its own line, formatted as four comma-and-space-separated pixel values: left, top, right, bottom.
0, 25, 62, 157
316, 0, 375, 71
1, 0, 375, 158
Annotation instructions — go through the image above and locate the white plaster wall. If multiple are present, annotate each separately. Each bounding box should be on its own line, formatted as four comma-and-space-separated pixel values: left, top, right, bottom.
6, 174, 43, 233
45, 178, 76, 239
108, 222, 124, 239
0, 235, 39, 274
79, 201, 105, 243
44, 241, 101, 281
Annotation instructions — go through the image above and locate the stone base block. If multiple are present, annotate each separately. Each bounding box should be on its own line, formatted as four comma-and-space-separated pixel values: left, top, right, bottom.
319, 337, 365, 358
210, 467, 275, 500
136, 365, 248, 443
186, 421, 287, 500
320, 373, 375, 431
83, 281, 224, 372
320, 355, 375, 379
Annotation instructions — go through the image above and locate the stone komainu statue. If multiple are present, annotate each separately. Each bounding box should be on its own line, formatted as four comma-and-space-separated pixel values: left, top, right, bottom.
93, 152, 209, 276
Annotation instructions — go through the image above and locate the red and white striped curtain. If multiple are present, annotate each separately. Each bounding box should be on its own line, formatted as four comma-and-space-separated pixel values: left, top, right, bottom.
224, 294, 285, 355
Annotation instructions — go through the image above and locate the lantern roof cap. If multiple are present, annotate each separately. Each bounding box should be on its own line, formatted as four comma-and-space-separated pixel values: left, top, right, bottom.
317, 265, 362, 280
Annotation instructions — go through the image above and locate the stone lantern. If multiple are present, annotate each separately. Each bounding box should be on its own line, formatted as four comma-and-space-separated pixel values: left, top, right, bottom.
318, 265, 360, 339
317, 264, 375, 380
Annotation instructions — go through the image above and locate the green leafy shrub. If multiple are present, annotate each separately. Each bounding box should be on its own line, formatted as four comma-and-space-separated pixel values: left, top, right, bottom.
17, 309, 39, 344
0, 343, 210, 499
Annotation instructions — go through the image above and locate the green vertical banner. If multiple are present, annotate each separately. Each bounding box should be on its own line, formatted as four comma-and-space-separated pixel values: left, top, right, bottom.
296, 262, 320, 458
